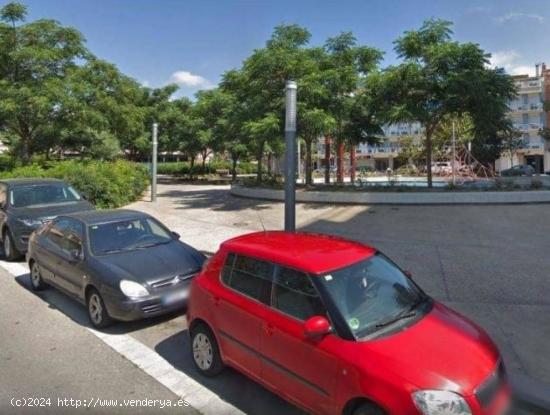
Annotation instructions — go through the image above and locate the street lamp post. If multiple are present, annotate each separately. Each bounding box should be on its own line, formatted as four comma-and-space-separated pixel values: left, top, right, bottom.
284, 81, 297, 232
151, 122, 158, 202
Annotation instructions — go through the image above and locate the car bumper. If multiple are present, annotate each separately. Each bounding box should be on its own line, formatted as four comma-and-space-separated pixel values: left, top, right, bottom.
102, 286, 190, 322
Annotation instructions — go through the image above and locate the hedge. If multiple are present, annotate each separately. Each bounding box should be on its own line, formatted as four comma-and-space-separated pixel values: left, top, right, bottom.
156, 161, 260, 176
0, 160, 149, 209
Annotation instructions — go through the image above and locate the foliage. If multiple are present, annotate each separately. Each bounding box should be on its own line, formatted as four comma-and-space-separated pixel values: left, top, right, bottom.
371, 18, 516, 186
156, 161, 259, 176
0, 160, 149, 208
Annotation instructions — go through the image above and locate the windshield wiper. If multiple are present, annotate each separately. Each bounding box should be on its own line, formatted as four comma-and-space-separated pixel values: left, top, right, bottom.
375, 295, 427, 329
134, 240, 170, 250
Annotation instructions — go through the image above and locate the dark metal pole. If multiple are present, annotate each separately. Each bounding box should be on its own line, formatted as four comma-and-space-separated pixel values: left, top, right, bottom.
284, 81, 297, 232
151, 122, 158, 202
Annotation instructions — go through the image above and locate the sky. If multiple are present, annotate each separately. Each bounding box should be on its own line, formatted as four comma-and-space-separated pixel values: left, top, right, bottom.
17, 0, 550, 97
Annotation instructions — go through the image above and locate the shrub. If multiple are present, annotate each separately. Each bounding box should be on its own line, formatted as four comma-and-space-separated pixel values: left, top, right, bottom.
156, 160, 261, 176
0, 160, 149, 208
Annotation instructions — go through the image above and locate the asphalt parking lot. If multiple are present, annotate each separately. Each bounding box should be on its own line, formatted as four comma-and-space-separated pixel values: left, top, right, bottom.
1, 181, 549, 414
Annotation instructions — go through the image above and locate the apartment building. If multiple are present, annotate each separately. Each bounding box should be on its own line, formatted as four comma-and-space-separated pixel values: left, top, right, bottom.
496, 63, 549, 174
313, 64, 550, 174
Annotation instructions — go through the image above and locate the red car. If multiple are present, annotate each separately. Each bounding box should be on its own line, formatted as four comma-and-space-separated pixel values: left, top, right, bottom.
187, 232, 511, 415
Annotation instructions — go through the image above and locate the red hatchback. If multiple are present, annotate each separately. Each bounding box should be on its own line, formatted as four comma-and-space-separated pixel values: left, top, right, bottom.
187, 232, 511, 415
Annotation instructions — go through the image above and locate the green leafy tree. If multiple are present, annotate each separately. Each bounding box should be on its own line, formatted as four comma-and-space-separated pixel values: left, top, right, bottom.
0, 2, 89, 163
373, 18, 516, 186
220, 24, 313, 182
320, 32, 382, 183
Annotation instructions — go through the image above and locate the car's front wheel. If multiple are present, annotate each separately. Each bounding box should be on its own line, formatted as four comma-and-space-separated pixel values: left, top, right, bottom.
352, 402, 386, 415
29, 261, 47, 291
86, 288, 112, 329
190, 324, 224, 376
3, 229, 22, 261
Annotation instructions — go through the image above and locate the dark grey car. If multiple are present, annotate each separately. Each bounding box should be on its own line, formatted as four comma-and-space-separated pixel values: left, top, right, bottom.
0, 178, 94, 260
500, 164, 535, 177
26, 209, 206, 328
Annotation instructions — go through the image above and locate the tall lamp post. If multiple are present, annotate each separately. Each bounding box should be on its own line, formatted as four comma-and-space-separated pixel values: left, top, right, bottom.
284, 81, 297, 232
151, 122, 158, 202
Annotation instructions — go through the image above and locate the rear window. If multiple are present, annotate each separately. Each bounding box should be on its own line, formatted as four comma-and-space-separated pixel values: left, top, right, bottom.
221, 253, 273, 303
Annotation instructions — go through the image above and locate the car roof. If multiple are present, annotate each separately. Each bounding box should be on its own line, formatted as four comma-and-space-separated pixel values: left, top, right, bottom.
61, 209, 150, 225
221, 231, 376, 275
0, 178, 65, 186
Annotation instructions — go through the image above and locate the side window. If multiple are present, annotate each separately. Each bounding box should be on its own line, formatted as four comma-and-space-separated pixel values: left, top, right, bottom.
63, 220, 84, 253
221, 253, 235, 285
225, 254, 273, 302
46, 219, 71, 249
272, 267, 326, 321
47, 219, 83, 253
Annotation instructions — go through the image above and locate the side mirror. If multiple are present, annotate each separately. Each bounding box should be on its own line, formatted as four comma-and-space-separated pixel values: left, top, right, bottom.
304, 316, 331, 340
70, 249, 83, 262
404, 270, 413, 279
172, 231, 181, 240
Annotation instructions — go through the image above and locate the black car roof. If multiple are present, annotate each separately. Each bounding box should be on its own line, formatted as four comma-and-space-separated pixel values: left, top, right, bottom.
0, 178, 65, 186
61, 209, 150, 225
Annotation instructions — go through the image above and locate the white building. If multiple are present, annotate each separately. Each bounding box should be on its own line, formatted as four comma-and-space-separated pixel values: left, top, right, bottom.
496, 66, 548, 174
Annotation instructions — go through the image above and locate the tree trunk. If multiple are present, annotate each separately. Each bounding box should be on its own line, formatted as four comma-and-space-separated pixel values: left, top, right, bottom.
305, 137, 313, 186
324, 135, 331, 184
202, 149, 210, 170
267, 152, 272, 176
426, 129, 433, 188
336, 140, 345, 184
350, 144, 356, 184
189, 157, 195, 180
256, 141, 265, 182
231, 157, 238, 181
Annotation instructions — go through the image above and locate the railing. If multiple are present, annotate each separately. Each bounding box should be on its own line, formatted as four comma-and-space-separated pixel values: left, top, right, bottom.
510, 103, 543, 112
513, 123, 543, 131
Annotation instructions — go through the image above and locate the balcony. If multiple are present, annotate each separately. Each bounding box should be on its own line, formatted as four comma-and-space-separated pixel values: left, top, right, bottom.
515, 80, 543, 92
510, 103, 543, 112
513, 123, 543, 131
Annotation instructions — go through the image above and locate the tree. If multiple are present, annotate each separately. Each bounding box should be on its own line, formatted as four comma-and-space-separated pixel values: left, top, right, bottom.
0, 2, 89, 163
499, 129, 523, 167
320, 32, 382, 184
373, 18, 516, 187
220, 24, 313, 182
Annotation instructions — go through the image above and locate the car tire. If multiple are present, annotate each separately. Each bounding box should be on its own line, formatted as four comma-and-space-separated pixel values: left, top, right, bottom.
86, 288, 112, 329
352, 402, 385, 415
3, 228, 22, 261
190, 324, 224, 376
29, 261, 47, 291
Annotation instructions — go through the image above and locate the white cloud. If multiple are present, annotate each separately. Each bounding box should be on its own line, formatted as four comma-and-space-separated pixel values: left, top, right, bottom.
488, 50, 538, 76
168, 70, 213, 88
495, 12, 544, 24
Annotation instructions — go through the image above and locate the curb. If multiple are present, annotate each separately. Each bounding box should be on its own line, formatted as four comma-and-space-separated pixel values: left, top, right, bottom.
230, 184, 550, 205
511, 373, 550, 413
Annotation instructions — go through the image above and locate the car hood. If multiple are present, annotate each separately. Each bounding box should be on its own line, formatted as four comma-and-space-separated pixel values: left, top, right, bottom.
96, 242, 203, 286
359, 303, 500, 394
10, 201, 94, 220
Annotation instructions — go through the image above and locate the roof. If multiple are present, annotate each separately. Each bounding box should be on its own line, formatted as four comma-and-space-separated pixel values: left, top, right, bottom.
221, 231, 376, 275
0, 178, 64, 186
62, 209, 150, 225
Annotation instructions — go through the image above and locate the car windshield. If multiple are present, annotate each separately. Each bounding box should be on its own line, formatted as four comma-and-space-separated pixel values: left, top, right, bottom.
318, 253, 426, 338
89, 217, 173, 255
10, 184, 81, 208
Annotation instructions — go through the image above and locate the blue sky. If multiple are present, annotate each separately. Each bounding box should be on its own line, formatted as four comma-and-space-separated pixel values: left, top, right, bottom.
18, 0, 550, 97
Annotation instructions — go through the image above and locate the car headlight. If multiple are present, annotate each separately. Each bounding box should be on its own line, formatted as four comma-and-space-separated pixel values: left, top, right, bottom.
18, 218, 43, 227
119, 280, 149, 298
413, 390, 472, 415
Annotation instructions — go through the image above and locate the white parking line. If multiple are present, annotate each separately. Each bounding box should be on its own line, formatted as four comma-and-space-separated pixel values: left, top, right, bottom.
0, 260, 243, 415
